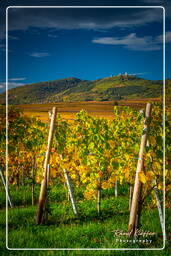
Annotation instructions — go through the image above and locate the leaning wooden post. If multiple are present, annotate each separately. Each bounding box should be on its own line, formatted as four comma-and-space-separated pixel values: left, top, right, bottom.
60, 154, 79, 218
128, 103, 152, 236
36, 107, 57, 224
129, 185, 133, 211
44, 164, 51, 223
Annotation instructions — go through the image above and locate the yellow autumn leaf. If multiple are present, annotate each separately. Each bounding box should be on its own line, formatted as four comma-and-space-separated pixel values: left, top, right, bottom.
71, 174, 76, 180
82, 178, 88, 184
102, 181, 108, 189
119, 175, 124, 184
139, 171, 147, 184
158, 184, 163, 190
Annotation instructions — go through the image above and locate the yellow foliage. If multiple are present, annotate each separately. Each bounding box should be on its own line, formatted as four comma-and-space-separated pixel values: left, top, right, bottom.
124, 168, 130, 180
152, 161, 162, 171
71, 174, 77, 180
36, 175, 42, 184
166, 184, 171, 191
139, 171, 147, 184
119, 175, 124, 184
149, 136, 157, 147
101, 181, 108, 189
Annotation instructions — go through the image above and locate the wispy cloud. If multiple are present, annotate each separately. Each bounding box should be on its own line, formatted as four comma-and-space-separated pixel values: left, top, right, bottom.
156, 31, 171, 43
48, 34, 59, 38
92, 33, 160, 51
8, 35, 19, 40
0, 44, 12, 53
9, 77, 27, 81
8, 82, 25, 88
92, 31, 171, 51
6, 7, 162, 34
0, 7, 165, 44
0, 82, 26, 92
129, 72, 148, 76
165, 31, 171, 43
29, 52, 50, 58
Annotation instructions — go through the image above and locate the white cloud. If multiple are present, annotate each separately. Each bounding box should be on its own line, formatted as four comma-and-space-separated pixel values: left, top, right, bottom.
9, 77, 27, 81
6, 8, 162, 33
165, 31, 171, 43
48, 34, 59, 38
8, 82, 25, 88
156, 31, 171, 43
29, 52, 50, 57
129, 72, 147, 76
92, 33, 161, 51
0, 43, 12, 53
0, 82, 26, 92
0, 7, 165, 44
8, 35, 19, 40
92, 31, 171, 51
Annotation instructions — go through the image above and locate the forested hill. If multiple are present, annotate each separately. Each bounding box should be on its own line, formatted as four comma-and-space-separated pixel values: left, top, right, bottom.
0, 75, 170, 104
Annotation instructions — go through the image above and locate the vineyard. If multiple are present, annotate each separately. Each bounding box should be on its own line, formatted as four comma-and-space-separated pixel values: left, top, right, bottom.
0, 103, 171, 253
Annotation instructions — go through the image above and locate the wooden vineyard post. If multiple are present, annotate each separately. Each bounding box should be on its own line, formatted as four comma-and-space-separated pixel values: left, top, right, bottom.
60, 154, 79, 218
146, 141, 167, 241
36, 107, 57, 224
128, 103, 152, 236
44, 164, 51, 223
97, 177, 101, 214
32, 166, 34, 206
0, 165, 13, 207
115, 180, 118, 198
153, 180, 167, 240
32, 155, 36, 206
135, 184, 143, 229
129, 185, 133, 211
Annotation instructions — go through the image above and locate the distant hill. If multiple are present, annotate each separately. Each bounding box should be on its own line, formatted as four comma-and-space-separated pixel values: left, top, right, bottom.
0, 75, 170, 104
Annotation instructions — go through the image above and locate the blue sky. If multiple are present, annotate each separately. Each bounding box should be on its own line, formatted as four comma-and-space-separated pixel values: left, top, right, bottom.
0, 0, 171, 92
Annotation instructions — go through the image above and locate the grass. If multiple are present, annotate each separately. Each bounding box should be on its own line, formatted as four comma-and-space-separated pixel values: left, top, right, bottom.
0, 184, 170, 255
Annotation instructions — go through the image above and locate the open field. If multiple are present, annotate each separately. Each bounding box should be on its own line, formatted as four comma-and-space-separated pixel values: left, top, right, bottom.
16, 98, 161, 122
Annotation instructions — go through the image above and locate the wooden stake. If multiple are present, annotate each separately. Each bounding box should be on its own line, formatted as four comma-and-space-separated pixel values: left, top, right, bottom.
60, 154, 79, 218
153, 180, 167, 240
97, 177, 101, 214
21, 165, 24, 186
135, 184, 143, 229
44, 164, 50, 223
115, 180, 118, 198
128, 103, 152, 236
0, 166, 13, 207
129, 185, 133, 211
147, 143, 167, 241
36, 107, 57, 224
32, 155, 36, 206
